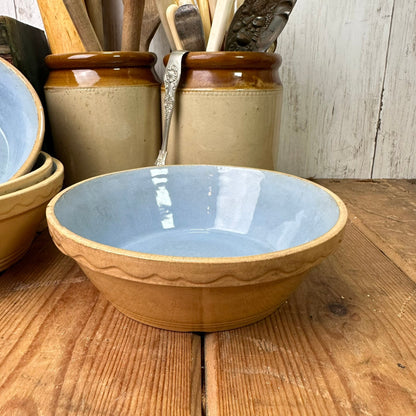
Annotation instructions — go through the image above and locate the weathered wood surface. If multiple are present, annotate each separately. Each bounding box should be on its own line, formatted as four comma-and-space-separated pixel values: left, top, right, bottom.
0, 181, 414, 415
275, 0, 394, 178
204, 222, 416, 415
204, 180, 416, 415
1, 0, 43, 29
319, 179, 416, 281
372, 0, 416, 178
0, 232, 200, 416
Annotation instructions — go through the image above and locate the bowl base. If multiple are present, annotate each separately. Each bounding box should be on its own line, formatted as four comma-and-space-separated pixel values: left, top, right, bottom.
0, 240, 33, 272
112, 300, 285, 332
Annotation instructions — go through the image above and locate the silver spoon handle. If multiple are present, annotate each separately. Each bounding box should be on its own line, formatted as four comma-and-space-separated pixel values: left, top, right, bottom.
155, 50, 188, 166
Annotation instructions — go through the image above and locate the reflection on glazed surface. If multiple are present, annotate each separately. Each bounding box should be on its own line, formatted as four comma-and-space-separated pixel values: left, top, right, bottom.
72, 69, 100, 87
54, 165, 341, 258
0, 128, 9, 179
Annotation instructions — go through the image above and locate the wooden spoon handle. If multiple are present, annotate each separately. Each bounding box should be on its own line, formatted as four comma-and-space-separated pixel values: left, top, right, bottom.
62, 0, 103, 51
140, 0, 161, 51
206, 0, 234, 51
166, 3, 183, 50
196, 0, 211, 43
155, 0, 177, 50
37, 0, 86, 53
207, 0, 216, 22
121, 0, 145, 50
85, 0, 105, 48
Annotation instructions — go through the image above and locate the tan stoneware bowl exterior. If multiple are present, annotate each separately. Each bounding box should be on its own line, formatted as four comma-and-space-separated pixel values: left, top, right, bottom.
46, 170, 348, 332
44, 52, 161, 185
0, 159, 64, 271
163, 52, 283, 169
0, 151, 53, 196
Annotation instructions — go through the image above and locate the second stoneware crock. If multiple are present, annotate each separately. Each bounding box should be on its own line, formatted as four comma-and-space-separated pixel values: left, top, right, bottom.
163, 51, 283, 169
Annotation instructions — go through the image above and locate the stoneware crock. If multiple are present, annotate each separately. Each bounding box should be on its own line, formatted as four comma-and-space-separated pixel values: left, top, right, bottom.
0, 57, 44, 183
163, 52, 283, 169
44, 52, 161, 185
0, 158, 64, 271
46, 165, 348, 332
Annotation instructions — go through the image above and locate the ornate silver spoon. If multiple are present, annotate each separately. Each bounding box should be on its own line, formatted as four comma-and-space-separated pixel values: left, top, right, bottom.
155, 50, 189, 166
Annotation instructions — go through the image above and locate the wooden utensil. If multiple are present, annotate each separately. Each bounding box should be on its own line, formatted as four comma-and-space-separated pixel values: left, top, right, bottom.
155, 0, 177, 50
166, 4, 183, 50
225, 0, 297, 51
85, 0, 105, 47
140, 0, 161, 50
206, 0, 234, 51
62, 0, 103, 50
37, 0, 86, 53
102, 0, 123, 50
174, 1, 205, 51
121, 0, 145, 50
196, 0, 211, 42
207, 0, 216, 21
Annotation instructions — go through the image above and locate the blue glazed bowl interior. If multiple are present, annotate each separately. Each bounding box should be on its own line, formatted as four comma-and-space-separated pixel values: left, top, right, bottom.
53, 166, 342, 258
0, 60, 41, 183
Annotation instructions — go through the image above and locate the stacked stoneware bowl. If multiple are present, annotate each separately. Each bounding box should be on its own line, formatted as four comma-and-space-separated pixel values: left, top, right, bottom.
0, 57, 64, 271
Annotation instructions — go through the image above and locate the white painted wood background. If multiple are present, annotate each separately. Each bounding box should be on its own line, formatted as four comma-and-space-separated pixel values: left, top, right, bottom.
1, 0, 415, 178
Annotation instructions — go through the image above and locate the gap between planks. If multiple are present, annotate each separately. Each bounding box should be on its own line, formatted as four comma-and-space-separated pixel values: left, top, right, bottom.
202, 221, 416, 415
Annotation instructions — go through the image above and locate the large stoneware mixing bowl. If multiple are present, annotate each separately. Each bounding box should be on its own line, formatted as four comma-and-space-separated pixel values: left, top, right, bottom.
46, 165, 347, 332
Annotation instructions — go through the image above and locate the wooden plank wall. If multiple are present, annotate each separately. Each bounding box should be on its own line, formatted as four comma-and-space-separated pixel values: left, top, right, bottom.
1, 0, 415, 179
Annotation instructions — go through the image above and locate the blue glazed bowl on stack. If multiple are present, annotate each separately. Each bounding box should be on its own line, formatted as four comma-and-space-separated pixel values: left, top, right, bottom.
0, 57, 64, 271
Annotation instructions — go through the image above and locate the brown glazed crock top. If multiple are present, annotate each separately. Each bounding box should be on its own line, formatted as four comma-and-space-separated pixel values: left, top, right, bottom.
45, 52, 160, 88
162, 51, 282, 89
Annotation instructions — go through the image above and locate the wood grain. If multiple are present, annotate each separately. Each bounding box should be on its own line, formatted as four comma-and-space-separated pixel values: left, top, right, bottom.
121, 0, 145, 51
319, 179, 416, 281
204, 222, 416, 415
140, 0, 161, 51
36, 0, 86, 53
372, 0, 416, 178
85, 0, 105, 48
102, 0, 123, 50
63, 0, 102, 51
0, 232, 200, 415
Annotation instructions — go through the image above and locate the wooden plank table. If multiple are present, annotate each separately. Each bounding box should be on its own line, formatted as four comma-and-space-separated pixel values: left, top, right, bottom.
0, 180, 415, 415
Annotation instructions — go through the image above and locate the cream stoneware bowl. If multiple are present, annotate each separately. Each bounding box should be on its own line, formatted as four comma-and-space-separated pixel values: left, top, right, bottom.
0, 159, 64, 271
46, 165, 347, 332
0, 152, 53, 196
0, 57, 44, 183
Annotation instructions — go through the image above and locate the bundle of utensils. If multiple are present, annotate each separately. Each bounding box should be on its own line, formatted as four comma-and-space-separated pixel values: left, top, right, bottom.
37, 0, 296, 54
163, 0, 296, 52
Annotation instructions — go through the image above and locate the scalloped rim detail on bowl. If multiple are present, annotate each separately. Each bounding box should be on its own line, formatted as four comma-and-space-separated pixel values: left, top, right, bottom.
0, 158, 64, 220
46, 165, 348, 287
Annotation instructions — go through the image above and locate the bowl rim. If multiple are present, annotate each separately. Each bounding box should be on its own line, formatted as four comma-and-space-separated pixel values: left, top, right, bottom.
46, 165, 348, 265
0, 57, 45, 181
0, 158, 64, 221
0, 151, 53, 196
